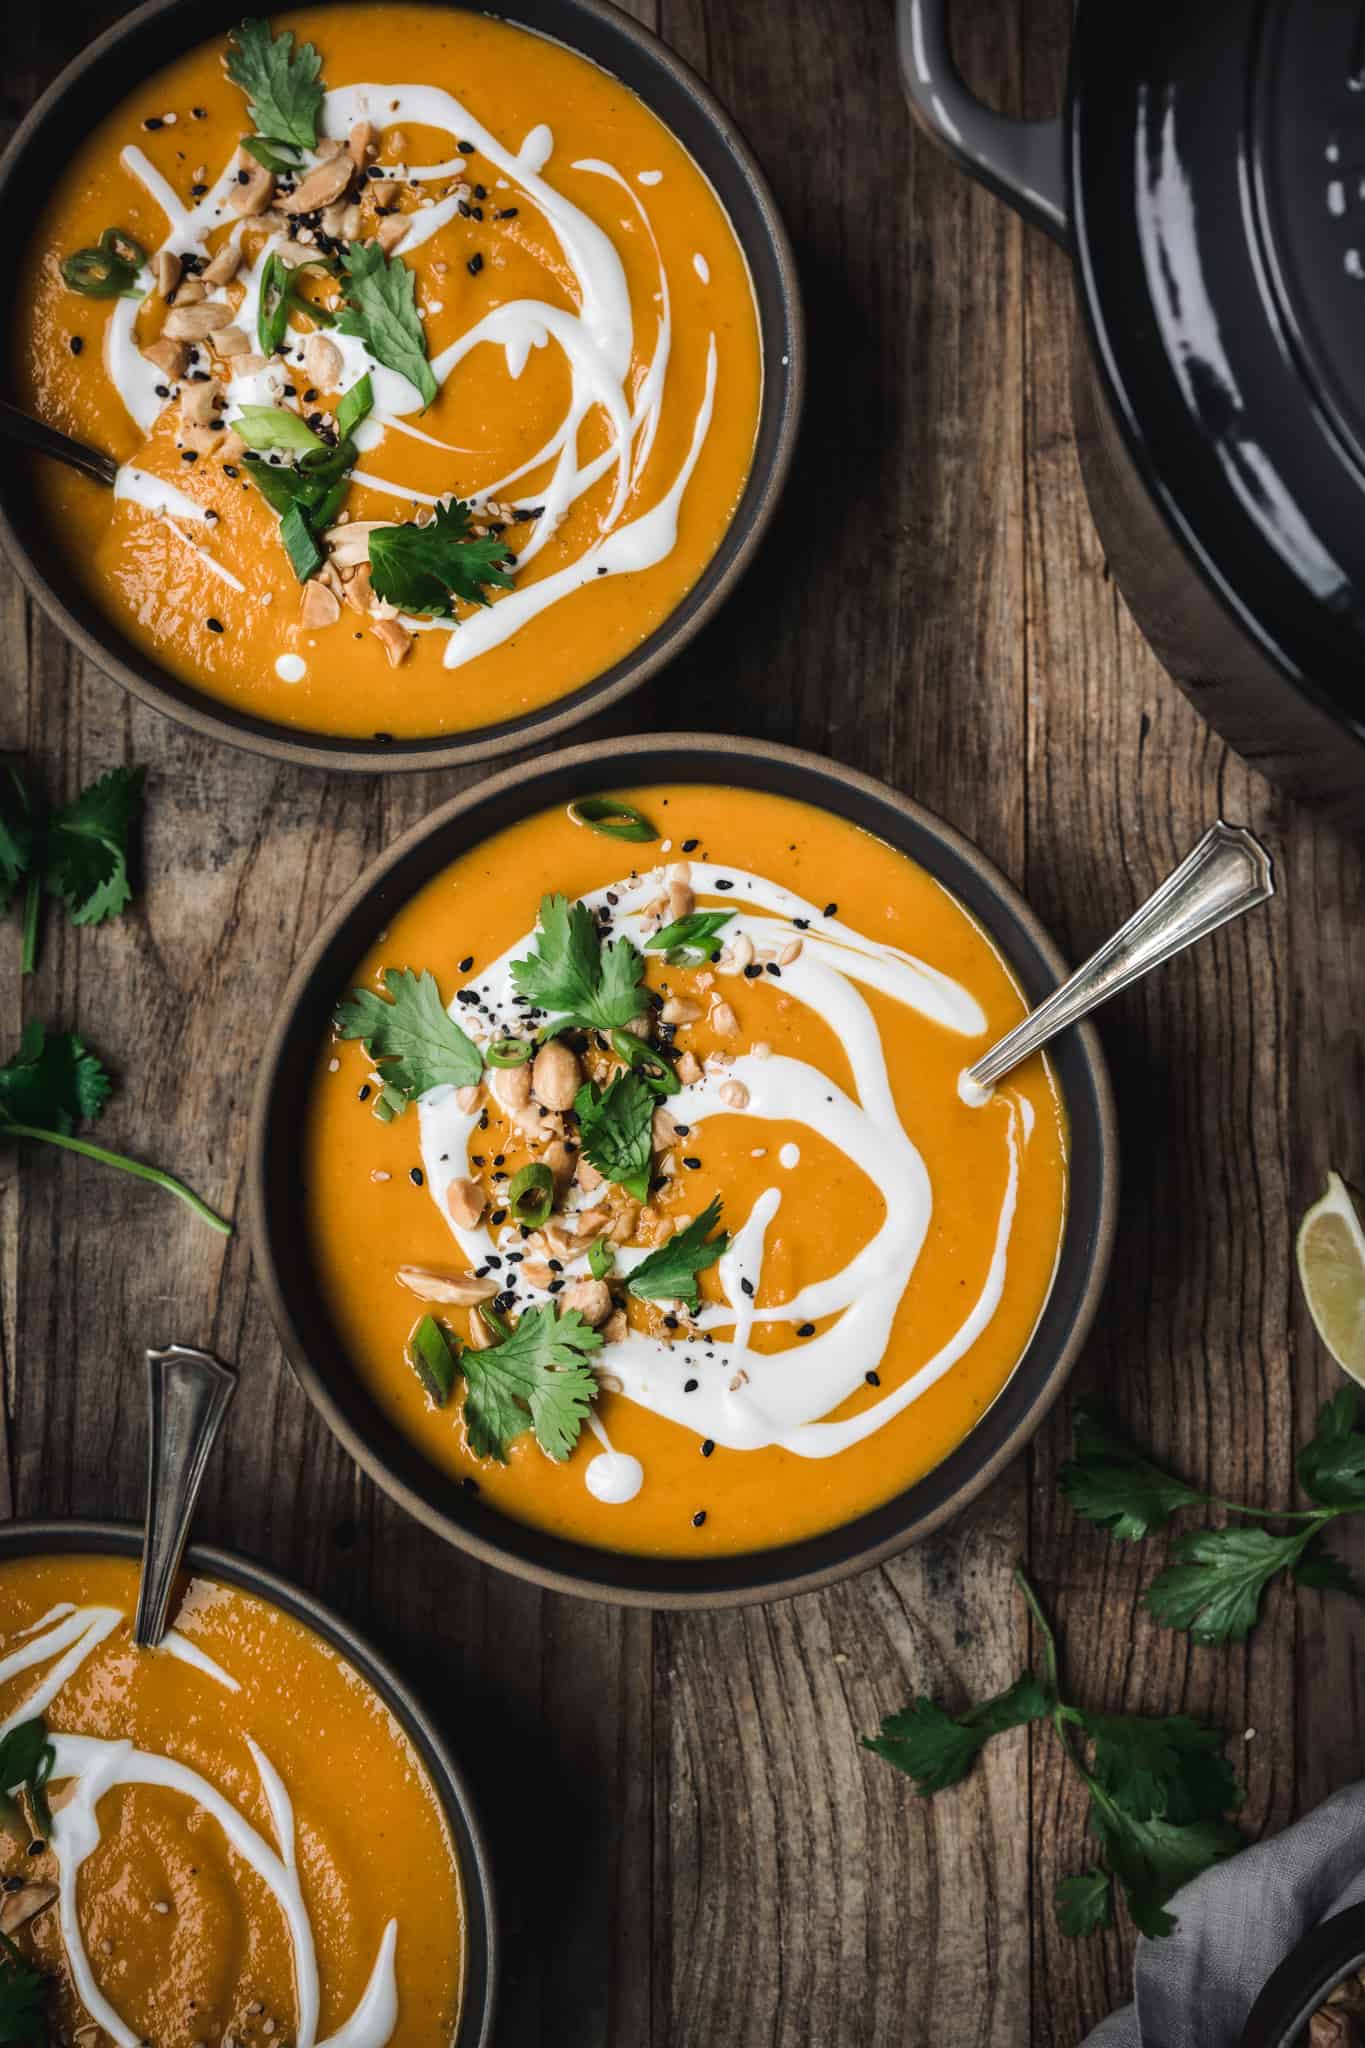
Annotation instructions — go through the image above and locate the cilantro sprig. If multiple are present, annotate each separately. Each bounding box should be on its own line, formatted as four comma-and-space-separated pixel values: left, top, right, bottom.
863, 1564, 1243, 1939
0, 1719, 56, 1843
368, 500, 515, 618
333, 967, 483, 1105
243, 374, 371, 583
0, 1024, 230, 1235
0, 1927, 50, 2046
510, 895, 649, 1038
225, 17, 326, 150
413, 1301, 603, 1461
1, 761, 144, 974
628, 1196, 728, 1312
575, 1072, 655, 1203
1060, 1394, 1365, 1645
338, 240, 438, 407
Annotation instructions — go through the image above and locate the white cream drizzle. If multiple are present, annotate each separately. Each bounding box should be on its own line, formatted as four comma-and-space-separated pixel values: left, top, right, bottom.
93, 66, 743, 673
416, 864, 1035, 1500
0, 1601, 399, 2048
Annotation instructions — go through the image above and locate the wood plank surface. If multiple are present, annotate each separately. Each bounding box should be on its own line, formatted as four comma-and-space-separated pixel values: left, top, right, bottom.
3, 0, 1356, 2042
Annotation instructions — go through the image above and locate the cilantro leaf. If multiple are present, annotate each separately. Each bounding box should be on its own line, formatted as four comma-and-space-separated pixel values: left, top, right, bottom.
627, 1196, 729, 1311
44, 765, 144, 927
0, 1022, 110, 1134
1087, 1804, 1241, 1940
0, 1926, 51, 2045
510, 895, 648, 1035
458, 1302, 602, 1462
0, 1718, 56, 1842
0, 762, 33, 914
1297, 1384, 1365, 1506
368, 500, 514, 618
1059, 1408, 1209, 1542
1144, 1524, 1312, 1645
333, 967, 483, 1103
1293, 1536, 1362, 1595
338, 240, 437, 407
862, 1672, 1052, 1795
233, 405, 325, 457
1055, 1871, 1112, 1937
1081, 1712, 1242, 1824
575, 1072, 654, 1203
647, 910, 733, 964
225, 17, 325, 149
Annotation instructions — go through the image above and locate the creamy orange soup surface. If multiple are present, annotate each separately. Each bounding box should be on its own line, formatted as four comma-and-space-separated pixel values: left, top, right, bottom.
0, 1553, 463, 2044
303, 784, 1071, 1557
16, 7, 762, 737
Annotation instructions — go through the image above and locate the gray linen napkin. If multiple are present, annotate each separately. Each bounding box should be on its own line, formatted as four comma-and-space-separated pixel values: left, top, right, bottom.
1083, 1782, 1365, 2048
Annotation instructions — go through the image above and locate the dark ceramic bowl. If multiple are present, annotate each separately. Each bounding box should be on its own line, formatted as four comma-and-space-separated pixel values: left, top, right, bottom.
0, 0, 802, 774
0, 1516, 498, 2046
249, 732, 1119, 1604
1240, 1905, 1365, 2048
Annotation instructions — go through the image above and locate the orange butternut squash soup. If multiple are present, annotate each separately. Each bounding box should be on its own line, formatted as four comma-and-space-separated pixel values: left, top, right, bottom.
0, 1554, 464, 2043
303, 786, 1070, 1555
15, 8, 762, 737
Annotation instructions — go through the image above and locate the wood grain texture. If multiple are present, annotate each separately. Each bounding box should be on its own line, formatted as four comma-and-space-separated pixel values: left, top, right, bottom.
3, 0, 1355, 2040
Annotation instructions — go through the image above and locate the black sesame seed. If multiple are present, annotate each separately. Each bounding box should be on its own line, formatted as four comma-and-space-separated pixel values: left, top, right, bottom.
303, 386, 318, 402
190, 182, 207, 198
223, 464, 239, 477
154, 383, 170, 398
683, 1157, 701, 1171
744, 962, 762, 979
144, 116, 164, 130
473, 182, 487, 199
467, 252, 484, 275
237, 168, 249, 184
681, 838, 699, 852
490, 1207, 507, 1226
470, 205, 484, 221
715, 878, 734, 891
409, 1167, 424, 1187
192, 106, 206, 118
206, 617, 224, 633
458, 138, 475, 151
701, 1439, 714, 1458
27, 1841, 43, 1858
691, 1510, 706, 1528
497, 206, 519, 218
684, 1378, 699, 1392
181, 449, 199, 463
69, 335, 83, 355
493, 1154, 505, 1166
740, 1277, 754, 1298
663, 1313, 680, 1330
823, 902, 838, 917
865, 1369, 881, 1386
459, 954, 474, 972
797, 1322, 815, 1338
766, 963, 781, 978
674, 1124, 691, 1137
547, 1257, 564, 1273
358, 1084, 372, 1102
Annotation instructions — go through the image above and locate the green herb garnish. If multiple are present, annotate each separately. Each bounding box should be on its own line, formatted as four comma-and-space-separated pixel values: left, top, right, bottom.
279, 501, 324, 581
864, 1563, 1242, 1939
485, 1037, 534, 1068
510, 894, 649, 1038
566, 797, 658, 843
242, 377, 369, 579
575, 1072, 654, 1203
241, 134, 305, 175
0, 1023, 230, 1234
333, 967, 483, 1105
0, 760, 144, 974
338, 239, 437, 406
233, 405, 326, 458
507, 1160, 553, 1228
0, 1927, 50, 2045
225, 17, 326, 150
60, 226, 145, 299
628, 1196, 728, 1311
335, 370, 373, 441
588, 1238, 615, 1281
368, 499, 514, 618
647, 910, 733, 964
1061, 1392, 1365, 1645
257, 249, 338, 357
0, 1719, 56, 1843
457, 1301, 602, 1462
409, 1315, 459, 1405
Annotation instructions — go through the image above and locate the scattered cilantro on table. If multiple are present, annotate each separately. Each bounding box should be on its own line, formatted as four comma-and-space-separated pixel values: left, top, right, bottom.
368, 498, 515, 617
332, 967, 484, 1105
1060, 1394, 1365, 1644
0, 1023, 230, 1235
225, 17, 326, 150
510, 894, 649, 1037
411, 1303, 602, 1461
0, 761, 144, 973
627, 1196, 729, 1311
862, 1563, 1243, 1938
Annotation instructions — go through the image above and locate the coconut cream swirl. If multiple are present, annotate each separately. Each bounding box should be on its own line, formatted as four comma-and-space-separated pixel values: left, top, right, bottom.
418, 864, 1036, 1499
0, 1603, 398, 2048
97, 75, 728, 667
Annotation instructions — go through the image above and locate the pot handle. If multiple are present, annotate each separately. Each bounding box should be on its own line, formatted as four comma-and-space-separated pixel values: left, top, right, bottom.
897, 0, 1068, 241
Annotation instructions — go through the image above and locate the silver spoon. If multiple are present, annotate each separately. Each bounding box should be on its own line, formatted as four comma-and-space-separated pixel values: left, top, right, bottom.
133, 1343, 238, 1650
0, 397, 117, 490
963, 821, 1275, 1098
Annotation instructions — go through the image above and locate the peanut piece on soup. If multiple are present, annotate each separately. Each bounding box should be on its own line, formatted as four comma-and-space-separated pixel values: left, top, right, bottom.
396, 1266, 498, 1306
445, 1177, 485, 1229
371, 617, 412, 667
141, 334, 188, 379
285, 156, 355, 214
300, 579, 341, 629
229, 157, 275, 216
561, 1278, 612, 1327
202, 240, 242, 287
304, 332, 343, 392
532, 1040, 580, 1111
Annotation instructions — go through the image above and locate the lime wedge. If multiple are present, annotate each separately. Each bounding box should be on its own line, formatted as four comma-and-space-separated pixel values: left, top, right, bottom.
1297, 1171, 1365, 1383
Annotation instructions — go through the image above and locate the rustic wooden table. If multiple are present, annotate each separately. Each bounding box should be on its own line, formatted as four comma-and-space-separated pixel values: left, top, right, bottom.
5, 0, 1361, 2041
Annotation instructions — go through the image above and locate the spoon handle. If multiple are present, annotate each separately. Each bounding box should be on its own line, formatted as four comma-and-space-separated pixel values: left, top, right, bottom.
965, 821, 1275, 1094
133, 1344, 238, 1650
0, 397, 118, 489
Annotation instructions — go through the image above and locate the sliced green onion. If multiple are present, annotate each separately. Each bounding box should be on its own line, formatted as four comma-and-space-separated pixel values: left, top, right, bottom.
588, 1238, 615, 1281
478, 1302, 513, 1343
485, 1037, 534, 1068
568, 796, 657, 843
648, 910, 733, 962
611, 1029, 681, 1096
507, 1160, 553, 1227
61, 227, 146, 298
336, 371, 374, 440
370, 1079, 408, 1122
410, 1315, 459, 1404
280, 500, 324, 582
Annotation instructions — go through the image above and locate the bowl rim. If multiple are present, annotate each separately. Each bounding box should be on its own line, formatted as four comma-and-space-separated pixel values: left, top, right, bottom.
0, 1514, 499, 2048
247, 730, 1120, 1605
1238, 1901, 1365, 2047
0, 0, 805, 774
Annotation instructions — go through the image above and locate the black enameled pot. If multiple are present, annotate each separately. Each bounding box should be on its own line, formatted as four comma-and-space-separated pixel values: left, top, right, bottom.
900, 0, 1365, 828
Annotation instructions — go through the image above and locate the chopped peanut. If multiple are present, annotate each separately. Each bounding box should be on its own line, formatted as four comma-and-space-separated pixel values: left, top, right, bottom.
532, 1040, 580, 1112
396, 1266, 498, 1306
445, 1177, 485, 1230
299, 579, 341, 629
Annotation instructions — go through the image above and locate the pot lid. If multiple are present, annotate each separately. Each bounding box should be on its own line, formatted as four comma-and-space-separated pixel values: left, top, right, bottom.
1070, 0, 1365, 739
